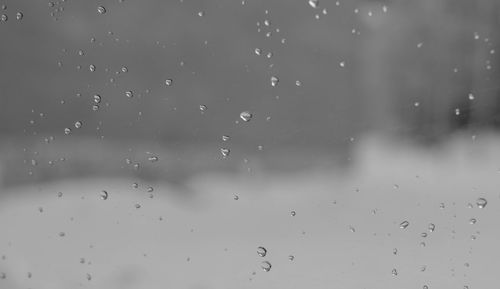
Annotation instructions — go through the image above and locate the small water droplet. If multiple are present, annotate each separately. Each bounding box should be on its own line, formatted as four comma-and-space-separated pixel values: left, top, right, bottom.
468, 93, 475, 100
393, 248, 398, 255
97, 6, 106, 14
147, 186, 154, 192
270, 76, 279, 87
469, 218, 477, 224
86, 273, 92, 281
222, 135, 230, 141
421, 232, 428, 237
428, 223, 435, 232
261, 261, 272, 272
89, 64, 96, 72
476, 197, 487, 208
240, 111, 252, 122
165, 79, 173, 86
74, 121, 82, 129
59, 232, 66, 237
339, 61, 345, 68
199, 104, 207, 112
93, 94, 101, 104
135, 204, 141, 209
125, 91, 133, 98
220, 147, 230, 158
423, 285, 429, 289
257, 246, 267, 257
254, 48, 262, 55
391, 268, 398, 276
291, 210, 296, 216
57, 191, 63, 198
288, 255, 294, 261
0, 272, 5, 279
308, 0, 319, 9
197, 11, 204, 17
148, 156, 159, 162
399, 221, 409, 229
64, 128, 72, 135
233, 194, 239, 200
16, 12, 23, 20
132, 182, 139, 188
100, 190, 108, 200
295, 80, 302, 86
0, 14, 7, 22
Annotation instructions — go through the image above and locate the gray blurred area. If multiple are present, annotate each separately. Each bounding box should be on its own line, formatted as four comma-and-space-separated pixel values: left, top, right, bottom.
0, 0, 499, 187
1, 1, 500, 288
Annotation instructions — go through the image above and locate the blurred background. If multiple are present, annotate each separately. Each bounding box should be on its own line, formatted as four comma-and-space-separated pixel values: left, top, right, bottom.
1, 0, 500, 288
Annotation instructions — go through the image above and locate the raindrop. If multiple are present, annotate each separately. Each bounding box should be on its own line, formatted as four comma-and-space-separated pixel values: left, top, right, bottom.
59, 232, 66, 237
125, 91, 133, 98
132, 182, 139, 188
399, 220, 409, 229
93, 94, 101, 104
254, 48, 262, 55
233, 194, 239, 200
393, 248, 398, 255
476, 197, 487, 208
199, 104, 207, 112
121, 66, 128, 73
0, 272, 5, 279
421, 232, 428, 238
240, 111, 252, 122
288, 255, 295, 261
270, 76, 279, 87
428, 223, 435, 232
0, 14, 7, 22
468, 93, 475, 100
135, 204, 141, 209
391, 268, 398, 276
222, 135, 230, 141
423, 285, 429, 289
261, 261, 272, 272
295, 80, 302, 86
147, 186, 154, 192
197, 11, 204, 17
308, 0, 319, 9
339, 61, 345, 68
291, 210, 296, 216
89, 64, 96, 72
148, 156, 159, 162
100, 190, 108, 200
57, 192, 63, 198
64, 128, 72, 135
165, 79, 173, 86
16, 12, 23, 20
469, 218, 477, 224
220, 147, 230, 158
97, 6, 106, 14
257, 246, 267, 257
86, 273, 92, 281
74, 121, 82, 129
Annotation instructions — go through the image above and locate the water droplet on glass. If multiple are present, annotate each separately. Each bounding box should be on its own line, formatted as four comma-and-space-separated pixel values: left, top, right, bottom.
135, 204, 141, 209
220, 147, 230, 158
0, 14, 7, 22
393, 248, 398, 255
391, 268, 398, 276
132, 182, 139, 188
257, 246, 267, 257
165, 79, 173, 86
199, 104, 207, 112
339, 61, 345, 68
261, 261, 272, 272
197, 11, 204, 17
399, 221, 409, 229
148, 156, 158, 162
16, 12, 23, 20
125, 91, 133, 98
423, 285, 429, 289
100, 190, 108, 200
89, 64, 96, 72
222, 135, 230, 141
86, 273, 92, 281
240, 111, 252, 122
97, 6, 106, 14
421, 232, 428, 237
476, 197, 487, 208
59, 232, 66, 237
57, 191, 63, 198
233, 194, 239, 200
308, 0, 319, 9
64, 128, 72, 135
288, 255, 295, 261
0, 272, 5, 279
147, 186, 154, 192
469, 218, 477, 224
468, 93, 475, 100
428, 223, 435, 232
270, 76, 279, 87
93, 94, 101, 104
254, 48, 262, 56
74, 121, 82, 129
291, 210, 296, 216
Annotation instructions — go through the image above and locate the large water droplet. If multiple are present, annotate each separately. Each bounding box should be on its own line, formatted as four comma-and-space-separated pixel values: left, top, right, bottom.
257, 246, 267, 257
270, 76, 279, 87
399, 221, 409, 229
97, 6, 106, 14
476, 197, 487, 208
220, 148, 230, 158
240, 111, 252, 122
308, 0, 319, 9
261, 261, 272, 272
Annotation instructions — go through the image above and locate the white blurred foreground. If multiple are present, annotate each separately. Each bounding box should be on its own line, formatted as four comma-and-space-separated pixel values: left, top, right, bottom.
1, 133, 500, 289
